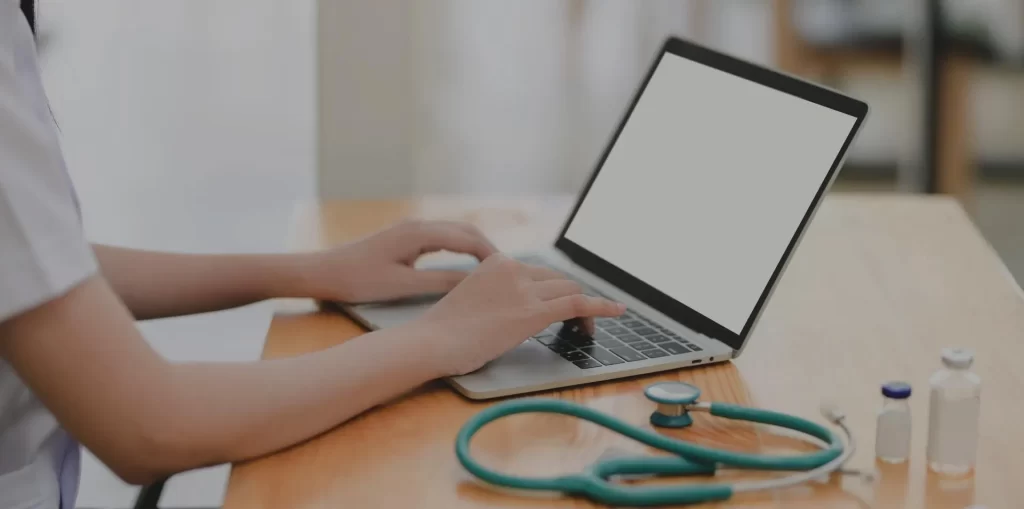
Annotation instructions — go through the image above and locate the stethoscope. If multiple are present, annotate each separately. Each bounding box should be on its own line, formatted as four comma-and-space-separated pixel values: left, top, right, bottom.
456, 381, 863, 507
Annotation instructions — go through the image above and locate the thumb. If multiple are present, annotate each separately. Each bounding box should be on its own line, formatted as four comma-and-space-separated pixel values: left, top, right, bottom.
406, 269, 469, 295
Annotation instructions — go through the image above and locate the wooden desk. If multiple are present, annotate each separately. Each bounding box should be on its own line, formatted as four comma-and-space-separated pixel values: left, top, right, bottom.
224, 195, 1024, 509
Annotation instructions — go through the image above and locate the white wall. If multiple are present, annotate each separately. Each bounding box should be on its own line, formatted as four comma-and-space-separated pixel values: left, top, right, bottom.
316, 1, 699, 198
317, 0, 416, 198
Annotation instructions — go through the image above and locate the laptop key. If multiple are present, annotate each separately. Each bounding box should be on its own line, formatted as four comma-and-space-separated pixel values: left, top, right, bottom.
548, 343, 576, 354
534, 333, 558, 345
687, 344, 703, 352
660, 342, 691, 355
647, 334, 672, 344
622, 320, 645, 329
588, 348, 626, 366
630, 341, 659, 351
618, 333, 646, 343
560, 350, 589, 362
609, 347, 647, 362
632, 326, 658, 337
573, 359, 602, 369
569, 337, 594, 347
604, 326, 629, 336
594, 337, 624, 349
558, 321, 588, 339
643, 349, 669, 359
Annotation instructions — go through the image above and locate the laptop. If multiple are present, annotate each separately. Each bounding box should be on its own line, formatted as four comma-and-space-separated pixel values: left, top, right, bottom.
341, 37, 868, 400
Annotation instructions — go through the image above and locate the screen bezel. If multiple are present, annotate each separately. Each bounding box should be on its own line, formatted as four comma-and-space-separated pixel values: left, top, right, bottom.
554, 37, 868, 351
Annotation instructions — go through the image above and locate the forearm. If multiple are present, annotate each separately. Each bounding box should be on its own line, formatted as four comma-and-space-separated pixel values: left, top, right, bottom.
93, 244, 318, 319
0, 277, 439, 484
159, 325, 437, 472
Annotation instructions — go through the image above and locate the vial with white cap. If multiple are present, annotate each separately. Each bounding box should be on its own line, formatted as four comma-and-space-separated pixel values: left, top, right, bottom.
926, 348, 981, 475
875, 381, 912, 463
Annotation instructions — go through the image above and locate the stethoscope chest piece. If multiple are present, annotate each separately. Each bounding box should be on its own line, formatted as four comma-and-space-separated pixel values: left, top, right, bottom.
644, 381, 701, 428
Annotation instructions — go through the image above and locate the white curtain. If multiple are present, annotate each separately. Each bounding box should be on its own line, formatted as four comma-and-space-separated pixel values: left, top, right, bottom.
410, 0, 691, 194
317, 0, 772, 198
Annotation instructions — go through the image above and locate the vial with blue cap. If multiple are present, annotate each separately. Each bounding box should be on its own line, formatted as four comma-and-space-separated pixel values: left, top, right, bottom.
875, 381, 912, 463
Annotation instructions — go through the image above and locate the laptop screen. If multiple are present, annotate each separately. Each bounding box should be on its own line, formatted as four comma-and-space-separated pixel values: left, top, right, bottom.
562, 49, 860, 340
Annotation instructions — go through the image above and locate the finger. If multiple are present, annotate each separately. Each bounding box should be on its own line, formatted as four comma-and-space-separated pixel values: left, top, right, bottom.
421, 220, 499, 260
562, 316, 596, 336
413, 222, 496, 261
532, 279, 584, 300
427, 221, 499, 260
452, 222, 500, 258
403, 269, 468, 295
522, 264, 568, 282
582, 317, 595, 336
542, 294, 626, 325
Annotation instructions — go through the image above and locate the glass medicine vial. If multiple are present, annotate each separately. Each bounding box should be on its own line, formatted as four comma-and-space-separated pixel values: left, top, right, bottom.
926, 348, 981, 475
875, 381, 912, 463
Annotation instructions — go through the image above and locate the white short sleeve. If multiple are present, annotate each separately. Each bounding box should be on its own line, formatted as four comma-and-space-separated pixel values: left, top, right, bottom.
0, 5, 97, 323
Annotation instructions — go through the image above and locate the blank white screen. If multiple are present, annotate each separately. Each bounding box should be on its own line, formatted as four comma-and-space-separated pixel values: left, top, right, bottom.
565, 54, 857, 334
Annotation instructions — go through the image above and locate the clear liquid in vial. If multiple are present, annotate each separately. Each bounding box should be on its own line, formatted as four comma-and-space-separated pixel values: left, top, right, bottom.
927, 392, 980, 475
926, 349, 981, 476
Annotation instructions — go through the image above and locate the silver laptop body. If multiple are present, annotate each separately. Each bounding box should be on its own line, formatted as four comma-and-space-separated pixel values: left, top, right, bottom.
342, 249, 736, 399
338, 37, 867, 399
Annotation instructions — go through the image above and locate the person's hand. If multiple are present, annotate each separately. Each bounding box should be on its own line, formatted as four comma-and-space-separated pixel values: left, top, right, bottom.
407, 254, 626, 376
303, 220, 498, 304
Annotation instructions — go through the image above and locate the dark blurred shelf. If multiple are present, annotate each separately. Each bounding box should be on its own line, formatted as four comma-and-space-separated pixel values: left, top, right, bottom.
801, 29, 997, 62
782, 0, 985, 202
842, 160, 1024, 181
792, 0, 996, 61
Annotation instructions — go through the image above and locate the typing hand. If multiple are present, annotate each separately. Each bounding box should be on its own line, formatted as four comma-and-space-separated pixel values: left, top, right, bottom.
409, 254, 625, 376
303, 220, 497, 303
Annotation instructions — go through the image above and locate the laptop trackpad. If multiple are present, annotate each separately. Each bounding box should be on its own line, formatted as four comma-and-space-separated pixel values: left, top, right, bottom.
348, 293, 443, 329
451, 339, 574, 391
347, 255, 544, 330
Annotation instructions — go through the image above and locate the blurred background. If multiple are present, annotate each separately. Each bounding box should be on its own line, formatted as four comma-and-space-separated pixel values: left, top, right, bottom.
31, 0, 1023, 507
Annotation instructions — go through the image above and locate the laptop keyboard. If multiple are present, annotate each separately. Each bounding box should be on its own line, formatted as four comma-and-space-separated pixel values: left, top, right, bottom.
534, 311, 703, 369
530, 284, 703, 369
510, 255, 704, 369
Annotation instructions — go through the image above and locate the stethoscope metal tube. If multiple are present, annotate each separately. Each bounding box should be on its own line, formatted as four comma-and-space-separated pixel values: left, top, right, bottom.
684, 401, 862, 493
733, 412, 855, 492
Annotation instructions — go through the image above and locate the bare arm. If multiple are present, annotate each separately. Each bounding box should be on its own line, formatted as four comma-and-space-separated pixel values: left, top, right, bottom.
92, 245, 315, 320
0, 257, 622, 485
93, 220, 499, 320
0, 276, 438, 484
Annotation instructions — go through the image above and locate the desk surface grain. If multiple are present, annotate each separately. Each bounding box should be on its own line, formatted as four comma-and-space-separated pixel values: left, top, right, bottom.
223, 195, 1024, 509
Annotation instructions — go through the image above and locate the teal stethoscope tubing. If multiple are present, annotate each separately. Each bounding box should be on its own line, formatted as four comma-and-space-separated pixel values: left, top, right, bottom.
455, 398, 849, 507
